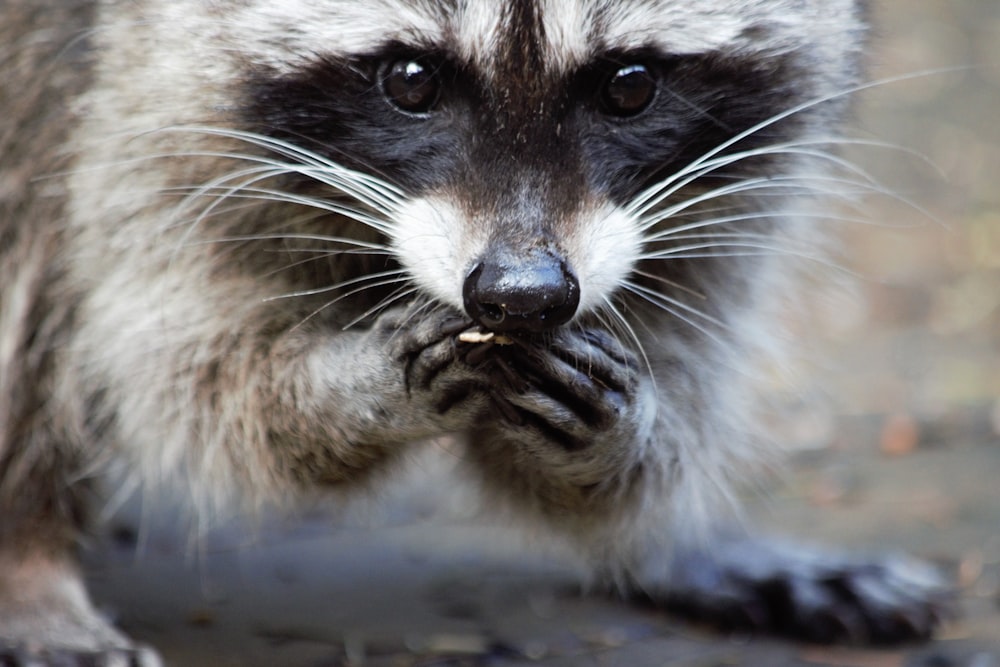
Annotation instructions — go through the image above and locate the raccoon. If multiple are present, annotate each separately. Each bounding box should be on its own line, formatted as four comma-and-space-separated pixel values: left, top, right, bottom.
0, 0, 948, 663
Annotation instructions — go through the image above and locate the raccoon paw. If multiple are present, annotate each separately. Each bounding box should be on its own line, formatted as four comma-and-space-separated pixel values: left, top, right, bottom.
645, 537, 952, 645
378, 309, 470, 388
373, 308, 499, 422
0, 644, 162, 667
0, 555, 162, 667
480, 326, 640, 449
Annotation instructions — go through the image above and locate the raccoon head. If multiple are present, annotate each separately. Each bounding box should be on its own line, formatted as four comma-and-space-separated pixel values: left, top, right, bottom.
239, 0, 867, 334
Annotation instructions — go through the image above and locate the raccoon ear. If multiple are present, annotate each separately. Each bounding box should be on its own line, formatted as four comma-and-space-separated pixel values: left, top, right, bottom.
601, 64, 656, 117
381, 58, 441, 114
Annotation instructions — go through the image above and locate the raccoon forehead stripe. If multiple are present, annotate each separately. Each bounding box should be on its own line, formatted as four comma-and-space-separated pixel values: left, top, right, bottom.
228, 0, 450, 68
452, 0, 794, 80
224, 0, 864, 79
449, 0, 749, 78
450, 1, 589, 81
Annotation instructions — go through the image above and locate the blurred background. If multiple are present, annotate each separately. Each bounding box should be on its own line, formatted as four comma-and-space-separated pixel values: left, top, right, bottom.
737, 1, 1000, 516
763, 0, 1000, 548
750, 0, 1000, 660
820, 0, 1000, 434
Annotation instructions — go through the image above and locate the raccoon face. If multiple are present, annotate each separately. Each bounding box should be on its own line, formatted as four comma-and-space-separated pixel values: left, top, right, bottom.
239, 0, 866, 333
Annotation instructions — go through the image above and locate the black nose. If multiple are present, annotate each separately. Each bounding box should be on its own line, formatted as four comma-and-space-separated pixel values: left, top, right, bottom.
462, 246, 580, 333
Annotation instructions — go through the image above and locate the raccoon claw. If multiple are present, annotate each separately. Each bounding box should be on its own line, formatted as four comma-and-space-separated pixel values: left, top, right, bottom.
379, 311, 472, 391
390, 314, 470, 361
650, 538, 953, 645
520, 328, 637, 395
486, 326, 639, 441
0, 645, 162, 667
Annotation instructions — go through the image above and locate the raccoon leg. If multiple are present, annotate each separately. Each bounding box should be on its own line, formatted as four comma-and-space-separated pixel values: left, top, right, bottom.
251, 306, 492, 487
0, 247, 160, 663
0, 552, 161, 667
0, 304, 485, 664
465, 326, 951, 644
0, 468, 160, 665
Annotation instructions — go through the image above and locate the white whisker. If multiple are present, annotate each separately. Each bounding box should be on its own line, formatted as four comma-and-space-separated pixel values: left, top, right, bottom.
641, 249, 851, 274
182, 233, 391, 253
622, 280, 729, 330
341, 286, 424, 331
276, 246, 391, 256
595, 298, 657, 393
289, 278, 415, 332
156, 127, 405, 211
636, 166, 934, 235
166, 184, 394, 234
642, 209, 871, 245
264, 268, 406, 302
637, 176, 795, 230
630, 269, 706, 301
627, 68, 961, 217
620, 281, 732, 350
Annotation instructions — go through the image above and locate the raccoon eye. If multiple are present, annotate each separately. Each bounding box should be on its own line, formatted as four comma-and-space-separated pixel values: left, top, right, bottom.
602, 64, 655, 116
382, 59, 440, 114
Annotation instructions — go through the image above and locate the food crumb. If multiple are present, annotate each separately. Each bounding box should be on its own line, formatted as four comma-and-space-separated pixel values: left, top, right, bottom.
457, 330, 513, 345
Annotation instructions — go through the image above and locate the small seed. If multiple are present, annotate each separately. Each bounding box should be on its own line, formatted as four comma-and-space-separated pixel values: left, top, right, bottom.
458, 330, 513, 345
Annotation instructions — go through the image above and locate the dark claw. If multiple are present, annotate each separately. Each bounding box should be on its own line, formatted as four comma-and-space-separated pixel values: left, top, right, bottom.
396, 314, 473, 393
438, 316, 474, 338
409, 345, 458, 392
434, 381, 489, 415
0, 647, 158, 667
391, 313, 470, 362
460, 341, 495, 367
488, 390, 526, 426
491, 354, 530, 394
653, 538, 953, 645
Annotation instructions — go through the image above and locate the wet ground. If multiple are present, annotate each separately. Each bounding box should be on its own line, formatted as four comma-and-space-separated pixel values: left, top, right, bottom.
83, 1, 1000, 665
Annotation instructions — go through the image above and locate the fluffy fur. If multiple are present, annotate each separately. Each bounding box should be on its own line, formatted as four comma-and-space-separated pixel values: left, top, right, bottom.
3, 0, 946, 662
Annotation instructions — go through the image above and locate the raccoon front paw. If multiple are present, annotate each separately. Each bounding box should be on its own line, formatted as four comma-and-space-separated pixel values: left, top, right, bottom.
376, 309, 491, 417
0, 644, 162, 667
381, 310, 470, 390
471, 326, 640, 449
648, 538, 952, 645
0, 554, 162, 667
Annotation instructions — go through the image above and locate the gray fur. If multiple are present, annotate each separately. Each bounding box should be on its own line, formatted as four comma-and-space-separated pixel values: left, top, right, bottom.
3, 0, 941, 661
